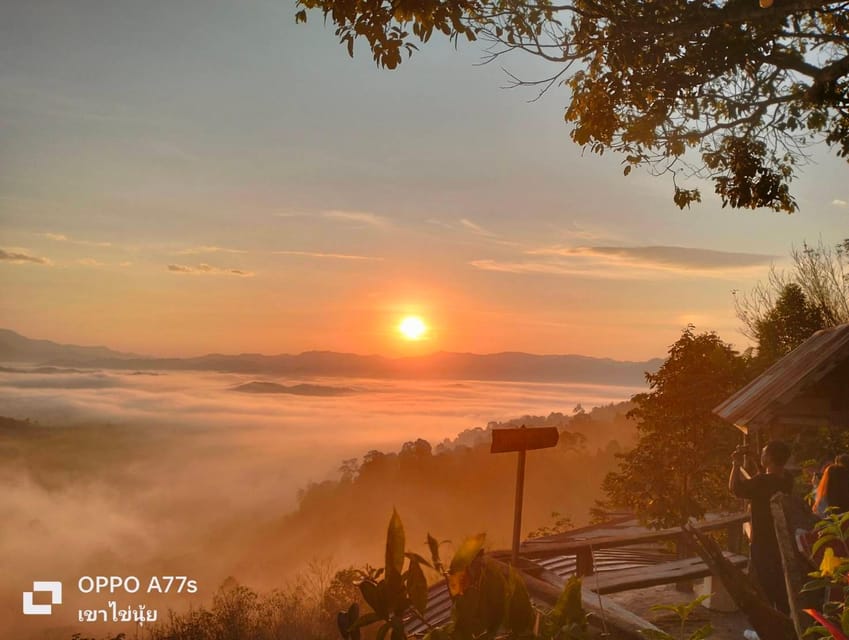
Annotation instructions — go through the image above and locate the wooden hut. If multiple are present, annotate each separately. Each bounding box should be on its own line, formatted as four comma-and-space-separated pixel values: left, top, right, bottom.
714, 322, 849, 446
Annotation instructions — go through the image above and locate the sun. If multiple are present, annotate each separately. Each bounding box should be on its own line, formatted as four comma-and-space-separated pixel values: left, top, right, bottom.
398, 316, 428, 341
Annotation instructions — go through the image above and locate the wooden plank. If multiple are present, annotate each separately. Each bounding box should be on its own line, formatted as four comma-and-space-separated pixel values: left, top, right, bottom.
584, 552, 748, 594
490, 426, 559, 453
682, 523, 797, 640
770, 493, 810, 639
518, 513, 749, 557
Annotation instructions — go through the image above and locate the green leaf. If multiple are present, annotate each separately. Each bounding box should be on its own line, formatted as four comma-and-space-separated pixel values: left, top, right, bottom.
812, 535, 836, 556
449, 533, 485, 574
405, 551, 434, 570
350, 612, 382, 630
385, 570, 408, 616
390, 617, 406, 640
551, 576, 585, 629
386, 509, 406, 578
427, 534, 443, 571
505, 565, 534, 634
453, 585, 483, 639
407, 559, 429, 615
447, 533, 485, 597
480, 559, 507, 634
338, 611, 351, 639
688, 623, 713, 640
360, 580, 389, 618
347, 603, 360, 621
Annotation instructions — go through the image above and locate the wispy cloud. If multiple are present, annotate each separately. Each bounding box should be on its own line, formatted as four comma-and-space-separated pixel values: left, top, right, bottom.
321, 210, 388, 228
557, 221, 625, 243
530, 246, 775, 270
0, 249, 51, 265
42, 232, 112, 247
76, 258, 107, 267
174, 245, 248, 256
471, 245, 775, 280
276, 210, 389, 229
470, 259, 590, 277
424, 217, 521, 248
273, 250, 383, 261
832, 199, 847, 207
167, 263, 254, 277
459, 218, 494, 236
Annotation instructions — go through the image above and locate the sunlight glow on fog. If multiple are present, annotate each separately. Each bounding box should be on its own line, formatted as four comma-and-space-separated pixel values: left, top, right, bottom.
0, 366, 642, 637
0, 367, 642, 495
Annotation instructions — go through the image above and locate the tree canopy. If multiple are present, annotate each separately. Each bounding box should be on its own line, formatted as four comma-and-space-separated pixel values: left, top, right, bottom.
753, 282, 827, 362
601, 327, 749, 527
734, 238, 849, 362
295, 0, 849, 213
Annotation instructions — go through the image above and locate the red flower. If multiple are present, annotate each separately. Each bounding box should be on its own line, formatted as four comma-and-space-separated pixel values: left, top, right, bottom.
804, 608, 849, 640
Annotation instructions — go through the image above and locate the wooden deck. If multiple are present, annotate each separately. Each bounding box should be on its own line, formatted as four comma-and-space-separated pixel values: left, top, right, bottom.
405, 512, 750, 637
515, 512, 748, 576
584, 551, 748, 594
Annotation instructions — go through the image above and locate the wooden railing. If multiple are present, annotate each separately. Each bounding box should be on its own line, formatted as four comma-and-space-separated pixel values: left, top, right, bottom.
501, 512, 750, 578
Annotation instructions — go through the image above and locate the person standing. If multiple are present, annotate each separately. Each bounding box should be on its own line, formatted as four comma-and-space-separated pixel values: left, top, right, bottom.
813, 462, 849, 516
729, 440, 793, 614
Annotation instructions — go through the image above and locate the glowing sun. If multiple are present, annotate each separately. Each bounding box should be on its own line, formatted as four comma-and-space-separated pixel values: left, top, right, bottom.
398, 316, 428, 341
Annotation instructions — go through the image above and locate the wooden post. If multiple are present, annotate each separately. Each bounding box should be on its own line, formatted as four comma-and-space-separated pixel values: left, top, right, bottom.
575, 548, 594, 577
681, 523, 797, 640
675, 531, 694, 593
727, 519, 743, 554
512, 448, 527, 565
491, 426, 559, 566
770, 493, 810, 640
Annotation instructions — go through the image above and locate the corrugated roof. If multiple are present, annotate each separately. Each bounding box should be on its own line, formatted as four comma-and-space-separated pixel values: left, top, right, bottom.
714, 322, 849, 432
404, 512, 746, 635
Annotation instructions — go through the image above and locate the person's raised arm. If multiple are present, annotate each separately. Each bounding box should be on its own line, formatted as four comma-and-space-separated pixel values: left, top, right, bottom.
729, 444, 752, 497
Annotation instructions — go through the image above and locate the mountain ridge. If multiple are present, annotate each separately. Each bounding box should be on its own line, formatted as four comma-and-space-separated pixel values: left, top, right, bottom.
0, 328, 661, 384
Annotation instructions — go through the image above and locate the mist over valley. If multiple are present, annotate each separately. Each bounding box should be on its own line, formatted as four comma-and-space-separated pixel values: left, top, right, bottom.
0, 332, 645, 638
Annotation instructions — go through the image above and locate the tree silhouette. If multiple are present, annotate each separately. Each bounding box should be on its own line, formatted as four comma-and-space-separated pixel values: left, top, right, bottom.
296, 0, 849, 213
602, 327, 749, 528
755, 282, 826, 363
735, 238, 849, 348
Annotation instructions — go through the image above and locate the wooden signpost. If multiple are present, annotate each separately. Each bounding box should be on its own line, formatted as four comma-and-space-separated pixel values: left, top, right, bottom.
491, 425, 559, 565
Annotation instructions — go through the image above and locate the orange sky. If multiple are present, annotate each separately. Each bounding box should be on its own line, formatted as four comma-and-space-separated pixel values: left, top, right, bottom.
1, 2, 847, 360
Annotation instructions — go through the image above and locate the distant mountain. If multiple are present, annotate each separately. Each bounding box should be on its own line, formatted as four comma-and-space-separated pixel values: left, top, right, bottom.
232, 381, 357, 396
0, 329, 661, 385
0, 329, 140, 363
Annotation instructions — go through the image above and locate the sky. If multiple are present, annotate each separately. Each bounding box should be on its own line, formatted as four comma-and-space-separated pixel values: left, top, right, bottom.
1, 0, 847, 360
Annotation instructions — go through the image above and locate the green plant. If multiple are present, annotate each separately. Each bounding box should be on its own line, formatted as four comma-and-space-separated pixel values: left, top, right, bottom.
338, 510, 591, 640
801, 511, 849, 640
639, 595, 713, 640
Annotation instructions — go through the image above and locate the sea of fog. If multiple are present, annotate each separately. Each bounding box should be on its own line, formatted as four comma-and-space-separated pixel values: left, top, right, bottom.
0, 365, 643, 504
0, 365, 643, 638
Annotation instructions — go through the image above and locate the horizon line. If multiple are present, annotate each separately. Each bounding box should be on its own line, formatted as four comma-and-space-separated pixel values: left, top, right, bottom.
0, 327, 666, 363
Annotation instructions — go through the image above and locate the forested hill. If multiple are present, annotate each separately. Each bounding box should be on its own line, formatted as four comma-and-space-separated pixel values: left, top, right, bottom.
237, 402, 637, 580
0, 329, 661, 384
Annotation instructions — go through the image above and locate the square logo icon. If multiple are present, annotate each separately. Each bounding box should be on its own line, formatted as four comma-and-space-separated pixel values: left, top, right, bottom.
23, 581, 62, 615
